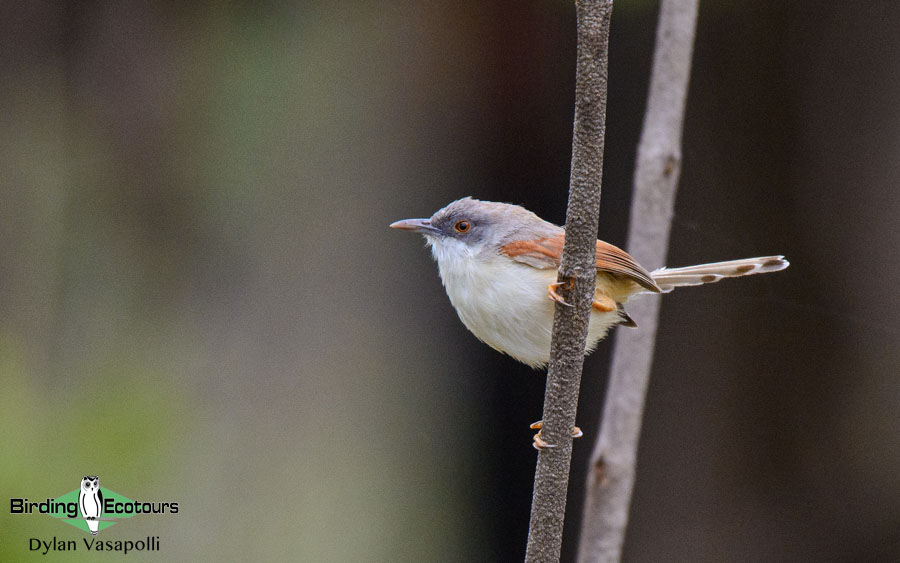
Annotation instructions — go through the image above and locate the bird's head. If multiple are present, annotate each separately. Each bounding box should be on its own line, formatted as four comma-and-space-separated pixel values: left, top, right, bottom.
81, 476, 99, 492
390, 197, 554, 265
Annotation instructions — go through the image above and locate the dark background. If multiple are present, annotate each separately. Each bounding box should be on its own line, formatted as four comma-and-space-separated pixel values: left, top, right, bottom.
2, 2, 899, 562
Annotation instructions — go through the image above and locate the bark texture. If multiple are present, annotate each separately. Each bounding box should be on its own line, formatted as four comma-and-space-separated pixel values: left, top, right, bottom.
524, 1, 614, 562
577, 1, 699, 562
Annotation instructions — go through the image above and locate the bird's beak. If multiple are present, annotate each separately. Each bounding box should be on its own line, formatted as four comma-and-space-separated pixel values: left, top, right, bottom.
389, 218, 440, 235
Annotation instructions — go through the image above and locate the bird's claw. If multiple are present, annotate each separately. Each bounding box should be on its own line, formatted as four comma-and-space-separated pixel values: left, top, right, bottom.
533, 431, 556, 450
547, 281, 574, 307
530, 420, 583, 450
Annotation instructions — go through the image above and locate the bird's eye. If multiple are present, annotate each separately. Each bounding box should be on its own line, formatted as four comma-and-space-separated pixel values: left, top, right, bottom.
454, 220, 471, 233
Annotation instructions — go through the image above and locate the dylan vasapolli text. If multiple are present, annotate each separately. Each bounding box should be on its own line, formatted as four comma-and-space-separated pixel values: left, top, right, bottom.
30, 536, 160, 555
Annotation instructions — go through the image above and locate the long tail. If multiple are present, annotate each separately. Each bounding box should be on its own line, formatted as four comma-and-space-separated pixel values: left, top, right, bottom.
651, 256, 789, 293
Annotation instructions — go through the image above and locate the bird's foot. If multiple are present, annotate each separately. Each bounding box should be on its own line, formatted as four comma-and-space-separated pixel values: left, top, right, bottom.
530, 420, 583, 450
547, 280, 574, 307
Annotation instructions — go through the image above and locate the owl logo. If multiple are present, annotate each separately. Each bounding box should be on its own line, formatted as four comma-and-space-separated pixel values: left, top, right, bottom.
78, 476, 103, 535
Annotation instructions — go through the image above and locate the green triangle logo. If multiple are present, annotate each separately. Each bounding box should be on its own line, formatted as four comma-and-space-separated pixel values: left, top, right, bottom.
49, 487, 136, 534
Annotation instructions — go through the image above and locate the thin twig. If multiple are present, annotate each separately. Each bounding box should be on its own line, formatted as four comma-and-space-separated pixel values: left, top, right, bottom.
524, 1, 614, 562
576, 1, 699, 562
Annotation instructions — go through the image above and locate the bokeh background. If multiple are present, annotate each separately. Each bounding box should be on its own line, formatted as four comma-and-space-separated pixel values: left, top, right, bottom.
2, 1, 899, 561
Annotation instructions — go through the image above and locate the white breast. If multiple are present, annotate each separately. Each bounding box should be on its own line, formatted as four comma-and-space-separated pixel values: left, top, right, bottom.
432, 240, 621, 368
80, 491, 101, 516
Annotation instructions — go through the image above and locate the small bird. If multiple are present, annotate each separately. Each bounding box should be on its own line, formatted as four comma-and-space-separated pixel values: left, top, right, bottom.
391, 197, 788, 446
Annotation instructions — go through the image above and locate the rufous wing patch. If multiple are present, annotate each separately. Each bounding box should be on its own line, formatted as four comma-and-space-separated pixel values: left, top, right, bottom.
501, 234, 660, 293
500, 236, 564, 269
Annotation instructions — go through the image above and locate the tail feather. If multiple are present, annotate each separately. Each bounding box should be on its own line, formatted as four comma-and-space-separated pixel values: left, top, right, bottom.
651, 255, 788, 293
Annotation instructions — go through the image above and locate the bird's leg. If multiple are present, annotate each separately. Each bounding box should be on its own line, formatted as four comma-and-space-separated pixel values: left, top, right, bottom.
547, 277, 575, 307
530, 420, 583, 450
592, 294, 616, 313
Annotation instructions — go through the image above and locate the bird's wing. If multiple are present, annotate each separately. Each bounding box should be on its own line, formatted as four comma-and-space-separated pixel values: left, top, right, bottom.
500, 234, 661, 293
595, 240, 660, 292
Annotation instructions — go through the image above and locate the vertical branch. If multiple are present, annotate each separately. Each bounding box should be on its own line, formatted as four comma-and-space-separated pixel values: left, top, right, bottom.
577, 1, 699, 562
525, 1, 614, 562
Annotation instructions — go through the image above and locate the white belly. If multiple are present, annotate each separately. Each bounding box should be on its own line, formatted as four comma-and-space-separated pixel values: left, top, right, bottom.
436, 251, 620, 368
80, 493, 100, 516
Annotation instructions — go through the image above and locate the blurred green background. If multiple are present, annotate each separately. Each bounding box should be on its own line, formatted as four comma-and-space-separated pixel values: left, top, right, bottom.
2, 1, 899, 562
